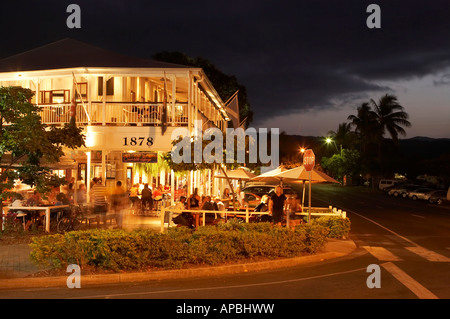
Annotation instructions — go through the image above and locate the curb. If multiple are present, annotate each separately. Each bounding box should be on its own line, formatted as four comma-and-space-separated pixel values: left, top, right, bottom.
0, 239, 357, 290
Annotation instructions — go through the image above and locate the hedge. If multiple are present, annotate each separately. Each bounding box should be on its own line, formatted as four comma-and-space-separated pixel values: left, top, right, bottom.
29, 216, 350, 272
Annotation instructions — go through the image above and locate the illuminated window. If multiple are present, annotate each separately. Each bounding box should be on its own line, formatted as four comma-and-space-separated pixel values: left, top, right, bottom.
98, 77, 114, 96
40, 90, 70, 104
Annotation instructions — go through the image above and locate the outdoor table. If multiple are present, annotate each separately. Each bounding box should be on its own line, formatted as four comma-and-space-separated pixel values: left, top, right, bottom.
2, 205, 70, 232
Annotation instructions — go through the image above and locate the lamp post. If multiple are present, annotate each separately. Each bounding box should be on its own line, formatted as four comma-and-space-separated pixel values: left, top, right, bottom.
326, 137, 342, 156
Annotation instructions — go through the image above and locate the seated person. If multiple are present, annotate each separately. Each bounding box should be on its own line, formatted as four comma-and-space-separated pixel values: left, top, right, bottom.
201, 195, 216, 222
174, 196, 187, 210
255, 195, 272, 223
25, 191, 41, 206
152, 184, 163, 200
172, 196, 194, 228
254, 195, 270, 212
214, 197, 226, 218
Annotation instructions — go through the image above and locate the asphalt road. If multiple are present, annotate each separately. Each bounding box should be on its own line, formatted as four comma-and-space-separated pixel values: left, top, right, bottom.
1, 184, 449, 304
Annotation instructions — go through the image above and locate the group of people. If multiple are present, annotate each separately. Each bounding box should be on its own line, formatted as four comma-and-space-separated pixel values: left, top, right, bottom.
128, 182, 171, 213
172, 187, 231, 228
172, 185, 302, 228
254, 186, 302, 226
88, 177, 128, 228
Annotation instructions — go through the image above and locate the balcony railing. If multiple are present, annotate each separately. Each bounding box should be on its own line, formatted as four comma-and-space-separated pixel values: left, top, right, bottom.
38, 102, 188, 126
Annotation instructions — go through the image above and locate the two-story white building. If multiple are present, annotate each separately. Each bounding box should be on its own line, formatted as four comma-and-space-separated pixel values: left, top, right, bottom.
0, 38, 231, 201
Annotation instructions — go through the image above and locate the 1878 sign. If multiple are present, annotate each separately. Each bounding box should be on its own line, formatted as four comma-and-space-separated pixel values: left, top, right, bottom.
123, 136, 154, 147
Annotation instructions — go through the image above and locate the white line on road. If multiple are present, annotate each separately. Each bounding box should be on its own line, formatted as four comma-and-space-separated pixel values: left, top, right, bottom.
343, 207, 450, 262
362, 246, 402, 261
381, 262, 439, 299
405, 246, 450, 262
343, 208, 417, 246
70, 267, 367, 299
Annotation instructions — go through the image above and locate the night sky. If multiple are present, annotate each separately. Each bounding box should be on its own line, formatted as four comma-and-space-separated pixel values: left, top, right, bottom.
1, 0, 449, 138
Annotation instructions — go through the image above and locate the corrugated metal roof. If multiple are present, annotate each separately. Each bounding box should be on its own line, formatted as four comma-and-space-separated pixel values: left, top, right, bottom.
0, 38, 190, 72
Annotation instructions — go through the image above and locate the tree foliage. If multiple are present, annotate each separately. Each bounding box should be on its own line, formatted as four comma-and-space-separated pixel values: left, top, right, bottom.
321, 149, 361, 183
152, 51, 253, 127
346, 93, 411, 176
0, 86, 85, 201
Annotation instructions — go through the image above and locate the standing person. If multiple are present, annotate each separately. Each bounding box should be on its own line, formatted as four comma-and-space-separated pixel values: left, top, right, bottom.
141, 183, 153, 212
76, 184, 86, 204
111, 181, 127, 229
221, 188, 231, 208
269, 185, 287, 227
235, 185, 244, 208
90, 177, 108, 228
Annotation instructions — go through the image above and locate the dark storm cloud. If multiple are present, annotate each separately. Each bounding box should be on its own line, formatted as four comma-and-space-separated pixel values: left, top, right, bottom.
1, 0, 449, 124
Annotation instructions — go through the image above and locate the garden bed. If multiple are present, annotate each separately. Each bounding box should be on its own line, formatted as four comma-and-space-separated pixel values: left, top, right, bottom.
29, 217, 351, 272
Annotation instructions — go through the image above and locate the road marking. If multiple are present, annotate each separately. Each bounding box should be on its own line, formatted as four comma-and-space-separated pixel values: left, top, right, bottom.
70, 267, 368, 299
381, 262, 439, 299
411, 214, 425, 219
405, 246, 450, 262
362, 246, 402, 261
338, 207, 450, 263
344, 209, 418, 246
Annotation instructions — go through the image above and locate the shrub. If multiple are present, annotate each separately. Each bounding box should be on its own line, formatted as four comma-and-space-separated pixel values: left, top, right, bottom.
312, 216, 351, 239
29, 217, 350, 272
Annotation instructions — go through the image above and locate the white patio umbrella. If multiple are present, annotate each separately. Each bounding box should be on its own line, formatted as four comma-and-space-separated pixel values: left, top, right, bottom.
213, 169, 256, 181
247, 166, 287, 183
213, 168, 257, 212
273, 165, 339, 184
270, 165, 340, 225
273, 165, 339, 209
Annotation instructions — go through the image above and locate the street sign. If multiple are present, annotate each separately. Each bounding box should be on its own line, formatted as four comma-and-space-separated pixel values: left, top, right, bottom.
303, 149, 315, 171
302, 149, 315, 223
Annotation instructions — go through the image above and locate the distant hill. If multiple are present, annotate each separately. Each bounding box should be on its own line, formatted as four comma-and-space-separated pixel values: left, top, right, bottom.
277, 134, 450, 180
398, 136, 450, 159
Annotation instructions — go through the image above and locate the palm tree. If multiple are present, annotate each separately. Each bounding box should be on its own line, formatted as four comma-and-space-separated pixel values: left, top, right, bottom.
369, 94, 411, 143
347, 102, 377, 154
369, 94, 411, 168
327, 122, 354, 151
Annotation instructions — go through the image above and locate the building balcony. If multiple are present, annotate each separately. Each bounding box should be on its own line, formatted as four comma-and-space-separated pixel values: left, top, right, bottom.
38, 101, 188, 126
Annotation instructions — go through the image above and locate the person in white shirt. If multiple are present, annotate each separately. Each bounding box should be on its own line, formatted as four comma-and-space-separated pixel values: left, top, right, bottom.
214, 196, 226, 218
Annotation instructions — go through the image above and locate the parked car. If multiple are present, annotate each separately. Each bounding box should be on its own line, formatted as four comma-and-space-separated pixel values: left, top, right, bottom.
242, 185, 297, 198
388, 184, 421, 198
407, 188, 435, 201
383, 182, 405, 194
379, 179, 400, 190
428, 190, 449, 205
242, 192, 262, 208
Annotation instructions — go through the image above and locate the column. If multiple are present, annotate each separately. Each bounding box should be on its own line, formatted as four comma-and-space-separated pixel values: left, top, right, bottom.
102, 75, 106, 125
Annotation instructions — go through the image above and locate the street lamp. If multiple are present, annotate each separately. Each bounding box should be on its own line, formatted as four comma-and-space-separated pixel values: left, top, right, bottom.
325, 137, 342, 155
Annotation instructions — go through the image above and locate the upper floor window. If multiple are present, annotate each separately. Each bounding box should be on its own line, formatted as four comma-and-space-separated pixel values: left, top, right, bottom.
98, 77, 114, 96
75, 82, 88, 101
40, 90, 70, 104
